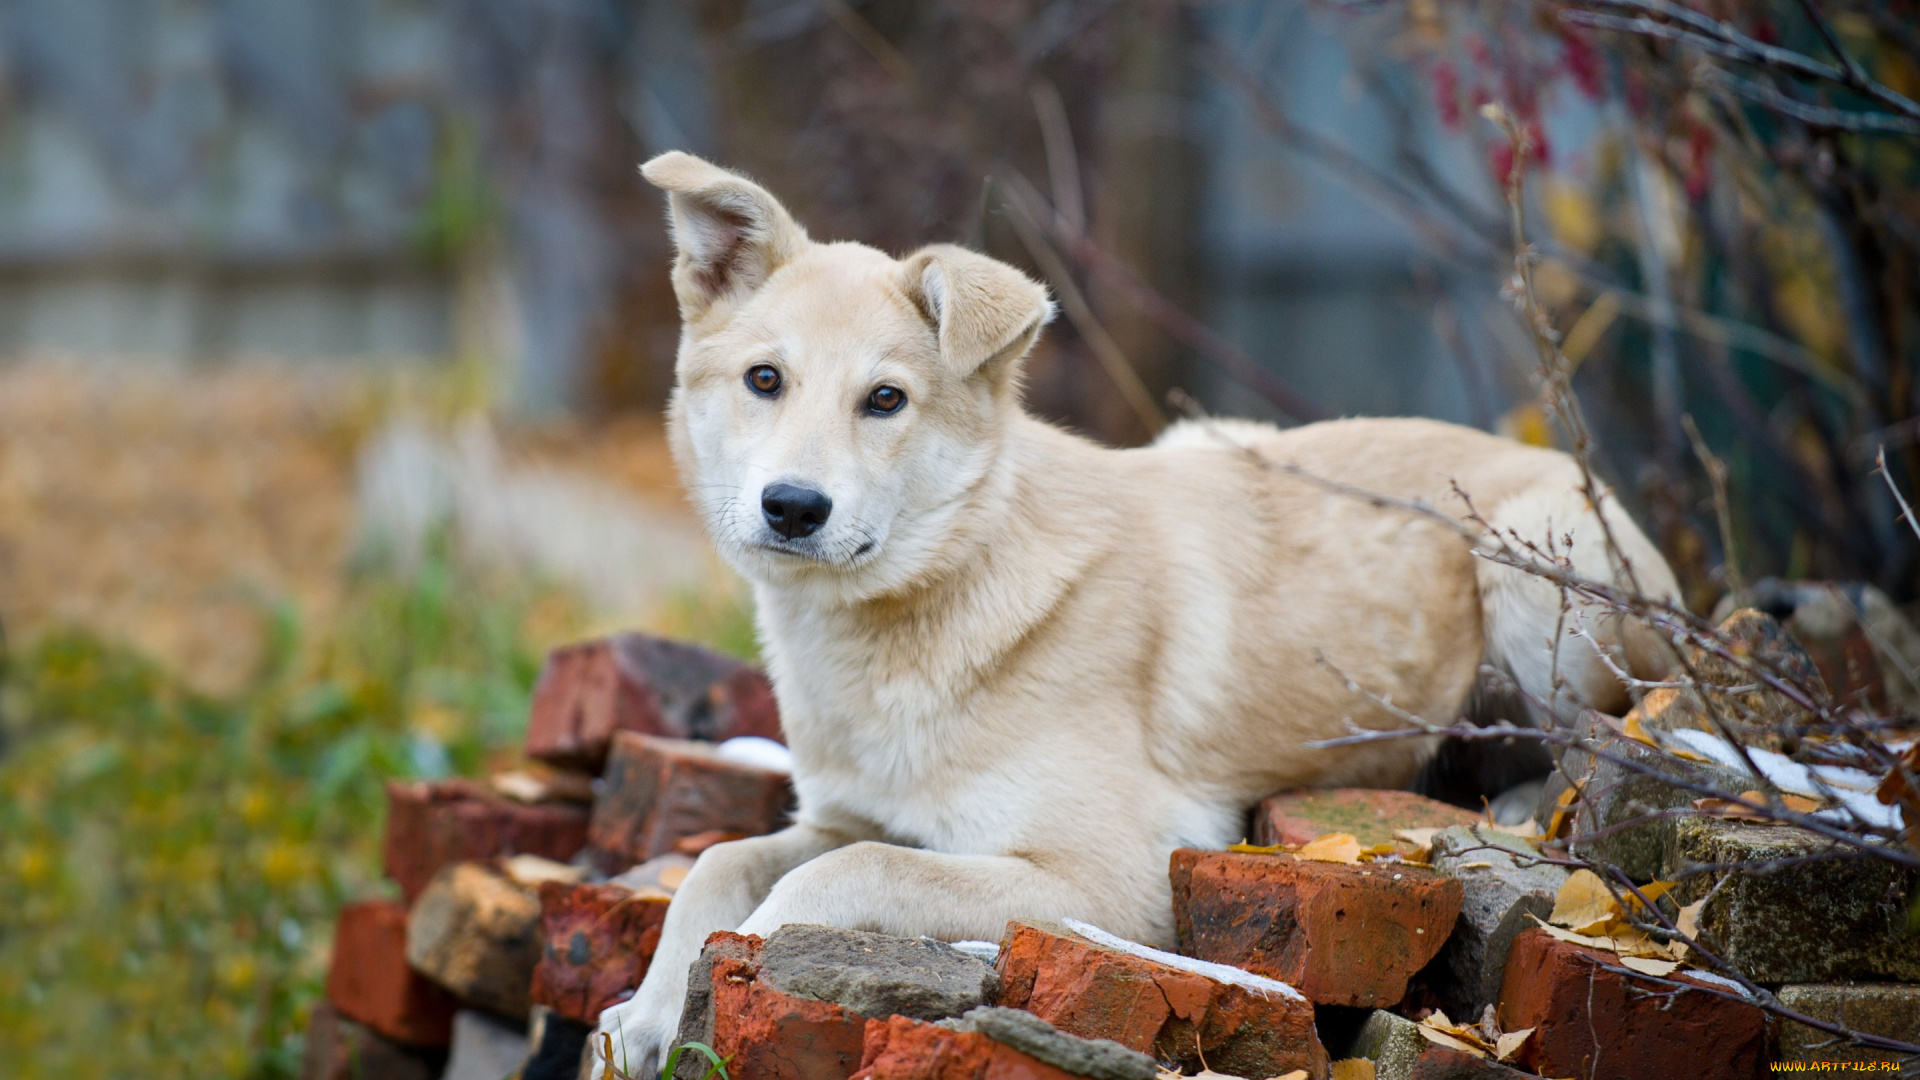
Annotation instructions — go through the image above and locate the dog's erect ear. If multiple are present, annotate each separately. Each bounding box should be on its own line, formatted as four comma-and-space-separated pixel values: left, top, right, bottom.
641, 151, 808, 322
899, 245, 1056, 389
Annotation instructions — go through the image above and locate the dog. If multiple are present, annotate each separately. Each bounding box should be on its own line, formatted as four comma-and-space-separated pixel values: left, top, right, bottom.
596, 150, 1681, 1067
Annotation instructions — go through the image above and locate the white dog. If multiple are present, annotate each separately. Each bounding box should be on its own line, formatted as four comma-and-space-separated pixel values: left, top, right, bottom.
596, 151, 1680, 1068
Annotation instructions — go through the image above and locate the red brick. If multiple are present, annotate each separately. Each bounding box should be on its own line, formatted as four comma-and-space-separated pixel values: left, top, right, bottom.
672, 931, 866, 1080
525, 633, 783, 770
302, 1002, 446, 1080
1495, 927, 1768, 1080
1170, 849, 1461, 1007
529, 880, 670, 1024
382, 779, 590, 903
587, 734, 792, 868
994, 920, 1325, 1077
1251, 788, 1483, 849
325, 900, 458, 1047
852, 1016, 1090, 1080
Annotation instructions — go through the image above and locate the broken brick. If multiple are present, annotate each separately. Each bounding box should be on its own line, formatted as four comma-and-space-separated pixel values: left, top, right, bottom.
1495, 927, 1768, 1080
325, 899, 458, 1047
994, 920, 1325, 1077
670, 931, 868, 1080
587, 733, 792, 868
1170, 848, 1461, 1007
527, 879, 670, 1024
525, 633, 783, 771
852, 1016, 1091, 1080
302, 1002, 448, 1080
405, 862, 544, 1020
1250, 788, 1482, 849
381, 779, 589, 903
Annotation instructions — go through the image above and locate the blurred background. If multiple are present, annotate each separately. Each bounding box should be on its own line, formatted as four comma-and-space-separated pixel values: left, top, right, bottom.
1, 0, 1916, 1075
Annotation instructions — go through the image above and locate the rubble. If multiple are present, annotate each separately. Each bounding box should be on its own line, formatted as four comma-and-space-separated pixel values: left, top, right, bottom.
1424, 826, 1567, 1019
1346, 1011, 1533, 1080
528, 878, 671, 1024
525, 632, 783, 770
325, 899, 458, 1047
382, 779, 589, 903
856, 1012, 1155, 1080
587, 732, 794, 868
405, 861, 545, 1020
1170, 848, 1462, 1006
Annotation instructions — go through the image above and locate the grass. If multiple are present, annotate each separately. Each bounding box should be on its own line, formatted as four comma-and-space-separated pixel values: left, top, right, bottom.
0, 544, 601, 1078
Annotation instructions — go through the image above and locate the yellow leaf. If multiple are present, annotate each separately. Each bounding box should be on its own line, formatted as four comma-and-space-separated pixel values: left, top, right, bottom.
1528, 914, 1614, 950
1618, 955, 1681, 977
1781, 792, 1824, 814
1297, 833, 1364, 864
1622, 711, 1659, 748
1329, 1062, 1376, 1080
1675, 898, 1705, 942
1268, 1073, 1310, 1080
1544, 784, 1579, 840
1228, 842, 1285, 854
1549, 869, 1620, 934
1495, 1028, 1533, 1062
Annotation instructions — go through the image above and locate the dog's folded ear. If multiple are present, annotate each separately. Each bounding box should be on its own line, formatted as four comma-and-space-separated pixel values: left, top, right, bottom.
641, 152, 808, 322
899, 245, 1056, 390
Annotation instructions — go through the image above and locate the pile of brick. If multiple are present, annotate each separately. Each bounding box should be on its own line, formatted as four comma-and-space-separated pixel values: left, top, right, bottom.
307, 614, 1920, 1080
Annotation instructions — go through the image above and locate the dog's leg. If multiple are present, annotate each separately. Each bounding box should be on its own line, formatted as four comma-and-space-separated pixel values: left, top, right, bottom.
593, 822, 862, 1074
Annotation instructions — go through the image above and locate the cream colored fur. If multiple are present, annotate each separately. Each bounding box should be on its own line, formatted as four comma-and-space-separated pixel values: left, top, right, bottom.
597, 151, 1681, 1068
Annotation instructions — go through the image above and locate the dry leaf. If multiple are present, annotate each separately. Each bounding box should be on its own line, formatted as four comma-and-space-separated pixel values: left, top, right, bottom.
1494, 1028, 1533, 1062
501, 854, 587, 887
1484, 817, 1541, 838
1544, 785, 1579, 840
1454, 861, 1495, 871
1227, 842, 1286, 854
1623, 711, 1659, 748
1528, 914, 1614, 951
1781, 792, 1824, 813
657, 864, 690, 891
1416, 1025, 1488, 1058
1359, 843, 1400, 860
1393, 827, 1442, 859
1618, 955, 1681, 976
1549, 869, 1620, 934
1674, 899, 1704, 945
1268, 1073, 1310, 1080
1296, 833, 1364, 864
1328, 1061, 1376, 1080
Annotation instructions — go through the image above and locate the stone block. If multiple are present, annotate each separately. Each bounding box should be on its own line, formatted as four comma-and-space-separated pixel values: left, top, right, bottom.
301, 1002, 447, 1080
1250, 788, 1482, 849
1673, 816, 1920, 982
406, 861, 544, 1020
1495, 927, 1768, 1080
325, 899, 458, 1047
382, 779, 589, 903
587, 733, 793, 868
1776, 983, 1920, 1072
526, 633, 782, 770
1170, 848, 1461, 1007
529, 879, 670, 1024
1424, 826, 1566, 1019
995, 919, 1325, 1077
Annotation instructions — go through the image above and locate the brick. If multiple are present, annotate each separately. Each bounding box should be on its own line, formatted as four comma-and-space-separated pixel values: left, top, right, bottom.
1495, 927, 1768, 1080
852, 1016, 1091, 1080
1349, 1011, 1534, 1080
587, 733, 792, 868
382, 779, 590, 903
1673, 816, 1920, 982
325, 900, 458, 1047
1424, 826, 1566, 1019
528, 879, 670, 1024
994, 920, 1325, 1077
525, 633, 783, 770
406, 862, 544, 1020
1250, 788, 1483, 849
1776, 984, 1920, 1069
671, 931, 868, 1080
302, 1002, 447, 1080
1170, 848, 1462, 1007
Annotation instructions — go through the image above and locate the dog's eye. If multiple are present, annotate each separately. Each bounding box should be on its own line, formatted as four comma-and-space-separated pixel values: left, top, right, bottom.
746, 365, 782, 396
867, 386, 906, 415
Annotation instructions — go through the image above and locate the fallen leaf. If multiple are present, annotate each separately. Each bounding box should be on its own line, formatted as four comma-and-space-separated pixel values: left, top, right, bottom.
502, 854, 588, 887
1227, 842, 1286, 854
1484, 817, 1541, 838
1623, 711, 1659, 748
1674, 898, 1704, 943
1267, 1072, 1309, 1080
1328, 1061, 1376, 1080
657, 864, 690, 891
1358, 842, 1399, 860
1296, 833, 1364, 864
1634, 880, 1675, 906
1417, 1011, 1495, 1053
1494, 1028, 1532, 1062
1780, 792, 1825, 814
1528, 914, 1614, 951
1393, 827, 1442, 858
1544, 785, 1579, 840
1549, 869, 1620, 934
1416, 1025, 1488, 1058
1453, 860, 1495, 871
1618, 955, 1681, 976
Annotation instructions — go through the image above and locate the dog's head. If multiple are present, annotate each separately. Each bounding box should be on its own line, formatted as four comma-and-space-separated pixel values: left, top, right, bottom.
642, 152, 1054, 599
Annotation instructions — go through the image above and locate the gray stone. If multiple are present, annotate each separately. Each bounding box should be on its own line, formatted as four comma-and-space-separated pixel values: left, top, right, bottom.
940, 1007, 1156, 1080
1350, 1010, 1427, 1080
441, 1010, 529, 1080
1777, 984, 1920, 1076
1427, 825, 1567, 1018
1673, 817, 1920, 982
759, 924, 1000, 1021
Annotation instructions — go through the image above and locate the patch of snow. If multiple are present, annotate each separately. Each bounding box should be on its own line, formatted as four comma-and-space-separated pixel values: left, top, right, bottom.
1664, 729, 1900, 830
1679, 969, 1756, 998
1061, 918, 1305, 1002
716, 736, 793, 774
945, 940, 1000, 964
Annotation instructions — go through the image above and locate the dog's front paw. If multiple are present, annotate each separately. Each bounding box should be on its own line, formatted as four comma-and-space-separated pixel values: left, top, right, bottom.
591, 992, 678, 1078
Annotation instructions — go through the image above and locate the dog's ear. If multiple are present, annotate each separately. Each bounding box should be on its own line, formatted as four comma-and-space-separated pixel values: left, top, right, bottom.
641, 151, 808, 322
899, 245, 1056, 390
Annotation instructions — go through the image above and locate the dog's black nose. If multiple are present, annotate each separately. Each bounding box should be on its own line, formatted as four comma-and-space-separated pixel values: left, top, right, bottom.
761, 483, 833, 539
